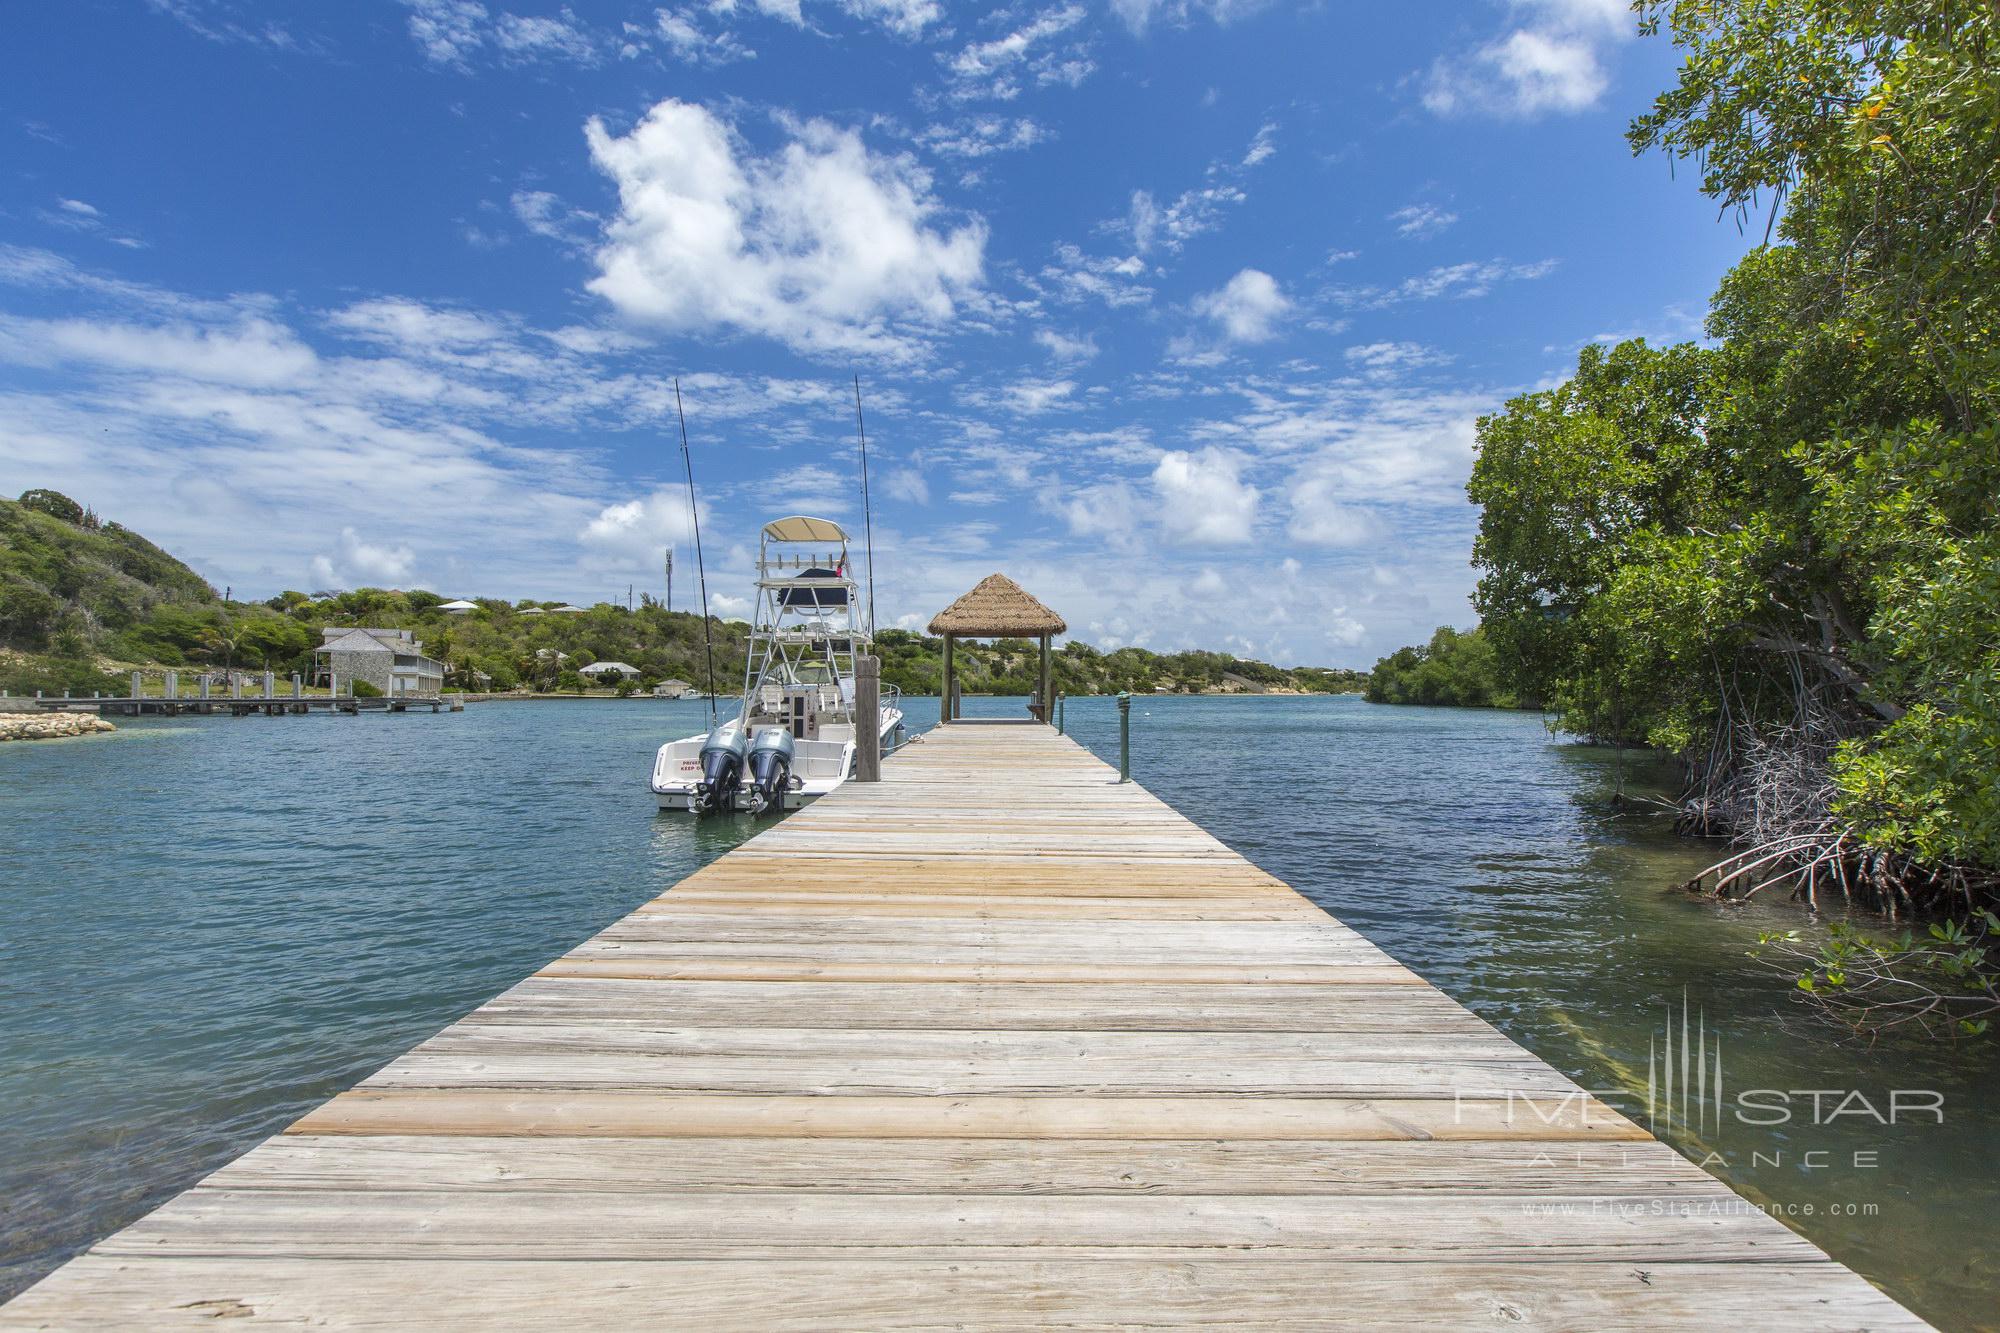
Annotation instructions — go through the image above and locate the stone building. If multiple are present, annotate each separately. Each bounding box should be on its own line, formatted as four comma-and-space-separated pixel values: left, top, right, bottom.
315, 627, 447, 697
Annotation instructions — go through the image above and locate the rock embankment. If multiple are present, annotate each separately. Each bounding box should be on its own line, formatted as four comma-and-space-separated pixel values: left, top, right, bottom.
0, 711, 117, 742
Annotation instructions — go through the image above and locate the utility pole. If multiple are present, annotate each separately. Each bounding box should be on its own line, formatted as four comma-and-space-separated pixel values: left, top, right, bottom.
627, 583, 633, 612
665, 546, 674, 615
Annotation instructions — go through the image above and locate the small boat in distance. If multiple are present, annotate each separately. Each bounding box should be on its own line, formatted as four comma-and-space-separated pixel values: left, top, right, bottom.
650, 516, 903, 815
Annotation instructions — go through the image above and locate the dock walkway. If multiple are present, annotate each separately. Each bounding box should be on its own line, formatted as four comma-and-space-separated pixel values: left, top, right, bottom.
2, 725, 1922, 1327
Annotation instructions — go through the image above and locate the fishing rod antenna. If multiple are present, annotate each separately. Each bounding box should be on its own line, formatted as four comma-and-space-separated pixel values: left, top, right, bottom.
674, 377, 719, 728
852, 374, 877, 639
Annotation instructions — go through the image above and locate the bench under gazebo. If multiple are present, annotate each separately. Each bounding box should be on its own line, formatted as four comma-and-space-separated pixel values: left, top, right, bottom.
928, 574, 1066, 724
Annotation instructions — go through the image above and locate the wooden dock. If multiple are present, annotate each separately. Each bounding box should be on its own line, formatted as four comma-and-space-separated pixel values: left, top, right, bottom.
1, 724, 1923, 1328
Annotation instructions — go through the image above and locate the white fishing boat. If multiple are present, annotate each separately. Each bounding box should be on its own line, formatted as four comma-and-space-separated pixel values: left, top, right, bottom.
651, 516, 903, 814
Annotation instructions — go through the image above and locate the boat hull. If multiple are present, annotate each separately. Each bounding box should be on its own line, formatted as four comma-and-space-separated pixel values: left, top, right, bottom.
651, 709, 903, 814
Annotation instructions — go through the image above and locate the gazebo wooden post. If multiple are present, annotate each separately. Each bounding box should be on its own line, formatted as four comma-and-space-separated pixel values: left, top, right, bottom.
1038, 633, 1052, 724
940, 633, 954, 724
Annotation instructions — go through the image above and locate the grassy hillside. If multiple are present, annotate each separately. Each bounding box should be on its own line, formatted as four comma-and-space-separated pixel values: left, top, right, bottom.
0, 490, 1366, 699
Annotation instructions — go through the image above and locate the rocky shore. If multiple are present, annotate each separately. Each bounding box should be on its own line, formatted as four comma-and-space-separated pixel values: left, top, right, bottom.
0, 710, 117, 742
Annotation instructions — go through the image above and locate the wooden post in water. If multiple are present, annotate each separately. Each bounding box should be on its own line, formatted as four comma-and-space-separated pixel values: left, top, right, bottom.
130, 671, 142, 701
165, 670, 178, 700
855, 654, 881, 783
291, 673, 302, 700
263, 671, 275, 699
1117, 691, 1131, 782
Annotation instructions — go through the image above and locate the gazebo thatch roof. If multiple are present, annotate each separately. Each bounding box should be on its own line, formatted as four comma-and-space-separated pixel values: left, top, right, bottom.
928, 574, 1067, 637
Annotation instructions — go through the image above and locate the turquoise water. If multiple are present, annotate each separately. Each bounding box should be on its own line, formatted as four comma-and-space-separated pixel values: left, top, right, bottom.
3, 694, 1996, 1326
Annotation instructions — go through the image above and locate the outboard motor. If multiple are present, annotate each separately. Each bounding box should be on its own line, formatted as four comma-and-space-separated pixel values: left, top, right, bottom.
746, 727, 796, 815
691, 721, 747, 815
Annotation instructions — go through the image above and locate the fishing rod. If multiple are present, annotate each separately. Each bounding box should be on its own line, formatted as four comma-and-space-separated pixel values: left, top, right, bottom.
852, 374, 877, 638
673, 378, 719, 728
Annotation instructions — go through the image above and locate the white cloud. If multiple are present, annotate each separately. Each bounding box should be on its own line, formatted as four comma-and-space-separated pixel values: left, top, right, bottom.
1345, 341, 1451, 370
1034, 328, 1098, 363
962, 377, 1078, 414
1193, 268, 1290, 343
579, 488, 701, 568
1050, 479, 1140, 546
1285, 481, 1387, 548
1422, 0, 1634, 117
1036, 244, 1151, 308
1110, 0, 1269, 35
585, 100, 987, 360
1328, 257, 1558, 308
917, 116, 1049, 159
57, 198, 100, 218
511, 189, 599, 248
945, 6, 1094, 100
403, 0, 601, 69
1152, 447, 1258, 545
1241, 122, 1278, 167
313, 527, 418, 587
652, 7, 754, 64
835, 0, 940, 38
885, 467, 930, 503
1118, 123, 1274, 255
1389, 203, 1456, 239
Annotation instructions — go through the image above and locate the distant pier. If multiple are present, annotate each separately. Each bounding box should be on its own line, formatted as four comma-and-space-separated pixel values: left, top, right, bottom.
16, 671, 461, 717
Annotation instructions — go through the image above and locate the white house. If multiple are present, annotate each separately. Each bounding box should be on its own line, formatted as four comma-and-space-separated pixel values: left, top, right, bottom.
580, 660, 641, 680
437, 599, 479, 615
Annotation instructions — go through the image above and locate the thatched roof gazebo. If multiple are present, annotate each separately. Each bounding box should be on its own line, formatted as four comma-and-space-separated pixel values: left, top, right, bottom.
928, 574, 1067, 724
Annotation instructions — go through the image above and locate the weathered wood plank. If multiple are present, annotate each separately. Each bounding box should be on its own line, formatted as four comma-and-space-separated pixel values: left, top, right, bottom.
206, 1135, 1727, 1195
0, 1259, 1925, 1331
288, 1090, 1647, 1140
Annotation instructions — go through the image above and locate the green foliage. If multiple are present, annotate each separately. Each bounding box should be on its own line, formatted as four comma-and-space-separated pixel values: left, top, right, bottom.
1755, 909, 2000, 1037
870, 628, 1364, 698
17, 489, 88, 526
1366, 627, 1523, 708
0, 496, 218, 653
1468, 0, 2000, 876
349, 679, 382, 698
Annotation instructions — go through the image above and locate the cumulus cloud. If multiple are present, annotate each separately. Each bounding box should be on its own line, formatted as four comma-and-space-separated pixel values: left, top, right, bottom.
584, 100, 987, 360
1422, 0, 1635, 117
579, 488, 702, 568
1193, 268, 1291, 343
1152, 447, 1258, 544
312, 527, 417, 588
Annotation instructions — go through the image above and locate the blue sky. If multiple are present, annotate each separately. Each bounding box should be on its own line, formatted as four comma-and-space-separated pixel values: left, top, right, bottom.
1, 0, 1746, 666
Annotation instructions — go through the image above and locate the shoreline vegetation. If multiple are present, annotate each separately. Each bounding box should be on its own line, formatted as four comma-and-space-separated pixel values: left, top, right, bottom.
1368, 0, 2000, 1037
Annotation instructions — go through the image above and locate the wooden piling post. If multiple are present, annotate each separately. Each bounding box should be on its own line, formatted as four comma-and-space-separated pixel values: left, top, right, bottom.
1117, 691, 1131, 782
855, 654, 882, 783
